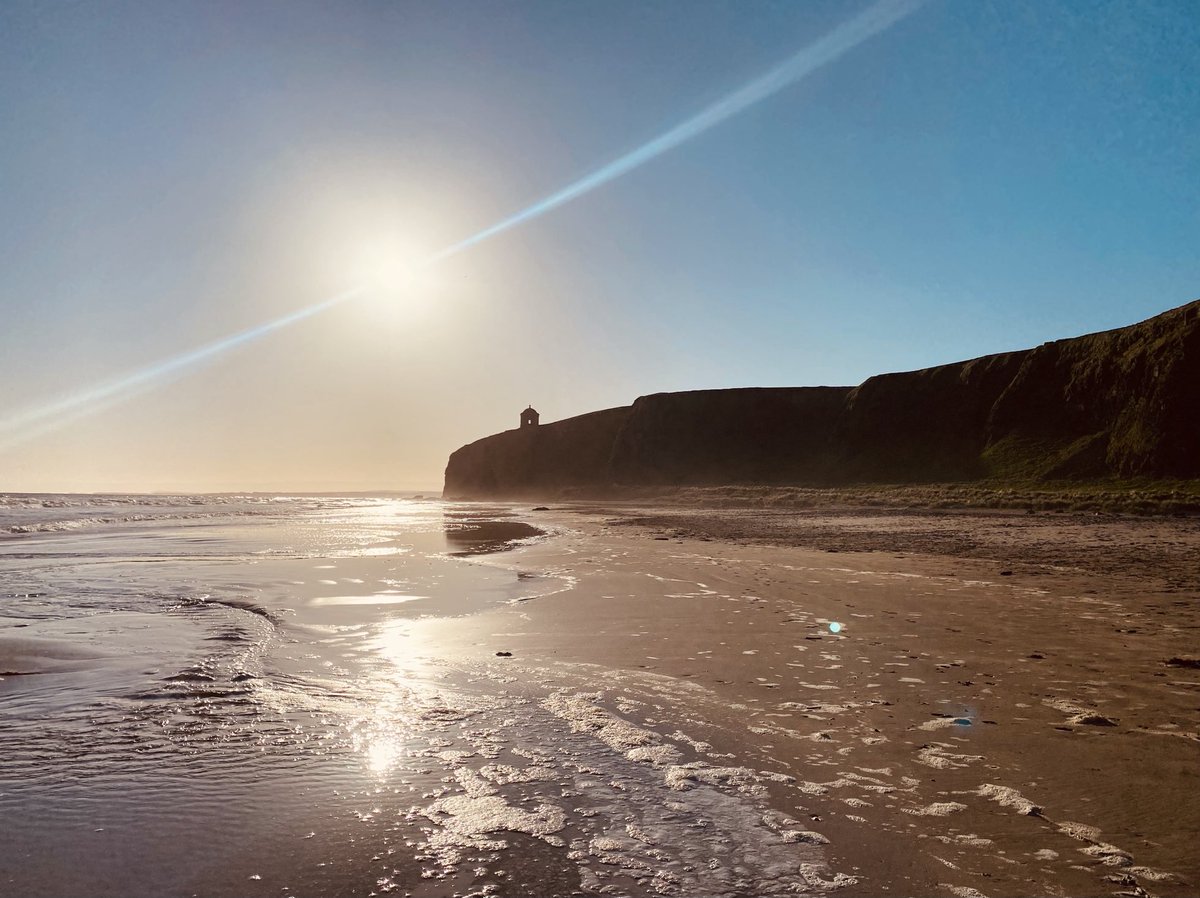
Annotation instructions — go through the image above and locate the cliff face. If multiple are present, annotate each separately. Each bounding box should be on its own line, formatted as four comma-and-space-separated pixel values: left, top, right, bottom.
835, 351, 1029, 482
984, 300, 1200, 479
443, 300, 1200, 497
608, 387, 851, 485
443, 406, 631, 498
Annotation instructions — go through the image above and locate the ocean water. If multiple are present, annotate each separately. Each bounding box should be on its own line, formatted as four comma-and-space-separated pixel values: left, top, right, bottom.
0, 495, 836, 897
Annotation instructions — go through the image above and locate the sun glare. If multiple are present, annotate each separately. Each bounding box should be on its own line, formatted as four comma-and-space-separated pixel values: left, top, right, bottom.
357, 240, 433, 293
349, 237, 442, 321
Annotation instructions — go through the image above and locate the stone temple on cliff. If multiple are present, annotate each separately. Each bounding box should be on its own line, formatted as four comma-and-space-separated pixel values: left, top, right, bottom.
520, 406, 540, 428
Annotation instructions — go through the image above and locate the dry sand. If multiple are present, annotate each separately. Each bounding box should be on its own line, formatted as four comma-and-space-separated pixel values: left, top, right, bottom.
415, 502, 1200, 897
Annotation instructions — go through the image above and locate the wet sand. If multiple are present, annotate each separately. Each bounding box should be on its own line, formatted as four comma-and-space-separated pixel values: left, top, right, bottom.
3, 497, 1198, 897
415, 503, 1200, 897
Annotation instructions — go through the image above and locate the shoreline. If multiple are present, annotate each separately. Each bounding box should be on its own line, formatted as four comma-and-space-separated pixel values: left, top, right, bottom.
3, 496, 1196, 896
420, 500, 1200, 896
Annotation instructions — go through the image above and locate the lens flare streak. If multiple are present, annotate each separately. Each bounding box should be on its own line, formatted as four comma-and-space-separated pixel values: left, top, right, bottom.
0, 0, 925, 450
428, 0, 925, 263
0, 288, 364, 451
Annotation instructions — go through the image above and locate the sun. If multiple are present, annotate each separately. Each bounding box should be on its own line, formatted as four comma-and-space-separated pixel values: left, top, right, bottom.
336, 218, 447, 322
347, 231, 446, 323
356, 239, 434, 295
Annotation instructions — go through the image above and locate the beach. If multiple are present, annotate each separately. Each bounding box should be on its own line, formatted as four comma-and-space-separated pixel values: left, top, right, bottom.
418, 503, 1200, 897
1, 495, 1197, 897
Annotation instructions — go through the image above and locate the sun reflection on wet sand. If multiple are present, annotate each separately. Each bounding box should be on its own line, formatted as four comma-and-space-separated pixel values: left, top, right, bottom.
362, 733, 406, 776
0, 497, 572, 897
346, 620, 450, 777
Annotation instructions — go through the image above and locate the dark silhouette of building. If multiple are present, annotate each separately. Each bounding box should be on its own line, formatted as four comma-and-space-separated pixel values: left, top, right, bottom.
520, 406, 540, 428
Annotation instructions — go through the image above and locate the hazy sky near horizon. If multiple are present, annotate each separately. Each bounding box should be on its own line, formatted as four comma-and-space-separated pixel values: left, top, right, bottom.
2, 0, 1198, 492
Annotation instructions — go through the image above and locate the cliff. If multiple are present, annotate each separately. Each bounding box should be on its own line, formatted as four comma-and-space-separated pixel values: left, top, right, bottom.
607, 387, 851, 485
443, 300, 1200, 498
443, 406, 632, 498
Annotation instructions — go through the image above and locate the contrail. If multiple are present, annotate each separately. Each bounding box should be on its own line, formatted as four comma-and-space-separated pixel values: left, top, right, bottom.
0, 0, 924, 451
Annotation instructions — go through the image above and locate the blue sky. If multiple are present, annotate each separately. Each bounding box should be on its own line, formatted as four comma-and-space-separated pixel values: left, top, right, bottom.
1, 0, 1197, 490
